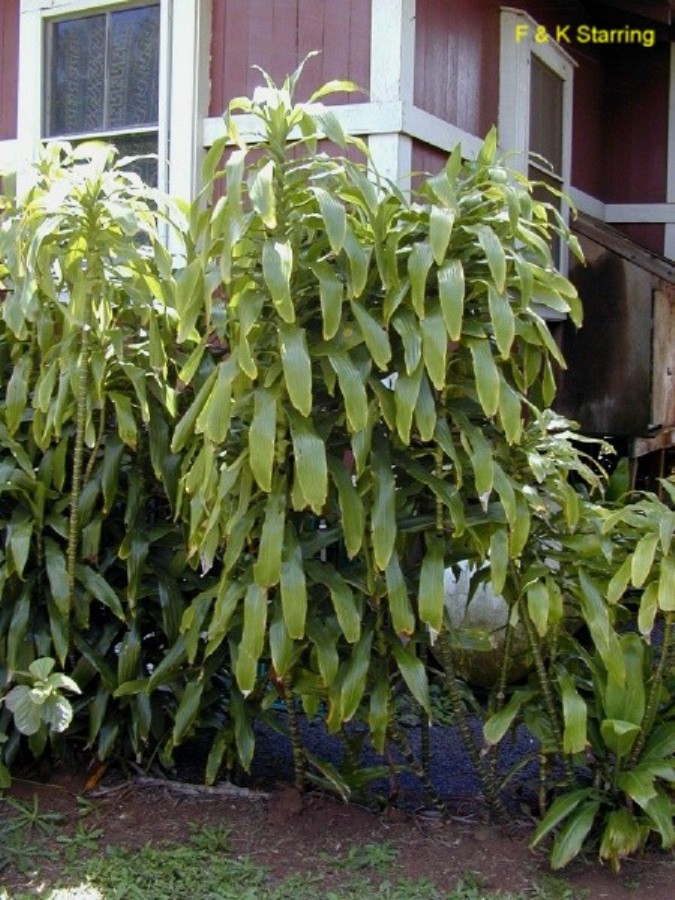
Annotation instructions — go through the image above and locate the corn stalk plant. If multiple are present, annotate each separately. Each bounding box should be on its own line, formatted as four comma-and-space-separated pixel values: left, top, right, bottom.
155, 66, 591, 810
0, 143, 205, 769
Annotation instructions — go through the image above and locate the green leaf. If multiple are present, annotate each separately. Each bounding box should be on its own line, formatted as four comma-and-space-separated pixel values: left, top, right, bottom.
280, 526, 307, 639
498, 378, 522, 445
269, 607, 294, 677
235, 584, 268, 696
279, 325, 312, 417
420, 303, 447, 390
328, 351, 368, 433
386, 552, 415, 638
418, 535, 445, 634
489, 527, 509, 596
371, 436, 396, 570
527, 581, 549, 637
263, 240, 294, 322
438, 260, 465, 340
6, 355, 30, 435
314, 187, 347, 253
642, 790, 675, 848
249, 389, 276, 493
173, 680, 204, 744
607, 556, 632, 605
253, 484, 286, 587
488, 286, 515, 358
617, 770, 657, 807
175, 258, 204, 343
631, 533, 659, 589
484, 690, 537, 745
4, 685, 42, 735
601, 719, 641, 758
340, 631, 373, 721
408, 242, 434, 317
28, 657, 56, 681
9, 518, 33, 578
550, 800, 601, 869
195, 356, 237, 444
477, 225, 506, 293
350, 301, 391, 370
343, 227, 370, 298
288, 410, 327, 514
75, 564, 125, 620
391, 308, 422, 374
530, 788, 594, 847
560, 674, 587, 754
391, 642, 431, 715
249, 159, 276, 228
45, 539, 70, 617
429, 206, 455, 265
468, 339, 500, 417
306, 562, 361, 643
313, 262, 343, 340
171, 369, 218, 453
328, 456, 364, 558
658, 556, 675, 611
394, 361, 423, 444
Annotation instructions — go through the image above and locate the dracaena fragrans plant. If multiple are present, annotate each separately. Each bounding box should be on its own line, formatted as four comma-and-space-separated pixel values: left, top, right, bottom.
0, 143, 206, 768
161, 63, 591, 806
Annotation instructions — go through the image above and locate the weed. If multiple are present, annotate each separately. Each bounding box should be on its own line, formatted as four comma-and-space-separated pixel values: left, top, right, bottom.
342, 840, 400, 874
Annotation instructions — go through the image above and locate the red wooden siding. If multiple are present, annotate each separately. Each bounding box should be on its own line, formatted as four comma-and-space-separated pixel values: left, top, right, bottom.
603, 44, 669, 205
0, 0, 20, 140
209, 0, 371, 117
569, 50, 605, 198
412, 140, 449, 181
414, 0, 499, 140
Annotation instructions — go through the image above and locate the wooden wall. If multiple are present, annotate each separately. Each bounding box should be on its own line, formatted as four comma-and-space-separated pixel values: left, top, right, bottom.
209, 0, 371, 116
0, 0, 20, 141
414, 0, 499, 139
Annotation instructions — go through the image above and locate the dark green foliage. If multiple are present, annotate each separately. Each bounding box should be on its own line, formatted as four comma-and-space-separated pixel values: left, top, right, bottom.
0, 72, 672, 871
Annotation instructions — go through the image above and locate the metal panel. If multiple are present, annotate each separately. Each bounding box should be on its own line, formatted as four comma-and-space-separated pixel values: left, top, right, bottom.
0, 0, 20, 141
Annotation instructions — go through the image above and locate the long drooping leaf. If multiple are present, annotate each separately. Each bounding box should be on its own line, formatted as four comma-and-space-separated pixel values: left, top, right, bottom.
279, 324, 312, 417
370, 435, 396, 571
235, 583, 268, 696
280, 526, 307, 639
262, 239, 294, 322
249, 388, 277, 492
418, 535, 445, 634
288, 409, 327, 514
328, 456, 364, 558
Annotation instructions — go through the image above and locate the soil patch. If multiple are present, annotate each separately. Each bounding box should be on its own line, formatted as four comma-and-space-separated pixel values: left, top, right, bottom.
1, 765, 673, 899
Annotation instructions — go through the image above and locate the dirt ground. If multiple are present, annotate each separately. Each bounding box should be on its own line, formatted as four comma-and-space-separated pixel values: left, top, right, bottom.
2, 766, 673, 899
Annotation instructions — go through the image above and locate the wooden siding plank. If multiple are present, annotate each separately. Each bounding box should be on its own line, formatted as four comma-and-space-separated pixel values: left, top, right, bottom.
0, 0, 20, 141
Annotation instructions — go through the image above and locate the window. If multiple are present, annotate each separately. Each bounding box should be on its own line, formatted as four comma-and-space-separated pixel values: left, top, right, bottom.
499, 8, 575, 277
16, 0, 210, 203
45, 4, 160, 184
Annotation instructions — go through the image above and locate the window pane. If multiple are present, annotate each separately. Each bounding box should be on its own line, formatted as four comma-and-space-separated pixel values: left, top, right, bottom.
108, 6, 160, 129
111, 132, 158, 186
49, 15, 106, 136
529, 56, 563, 175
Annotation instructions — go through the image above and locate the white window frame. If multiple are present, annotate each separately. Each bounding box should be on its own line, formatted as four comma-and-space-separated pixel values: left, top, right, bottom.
16, 0, 210, 201
499, 7, 576, 277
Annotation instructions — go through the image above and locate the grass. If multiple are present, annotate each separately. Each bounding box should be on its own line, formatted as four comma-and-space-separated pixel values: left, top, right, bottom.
0, 796, 591, 900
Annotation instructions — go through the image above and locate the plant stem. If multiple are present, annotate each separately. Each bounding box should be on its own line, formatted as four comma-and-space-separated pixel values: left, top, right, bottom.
629, 612, 672, 767
67, 321, 91, 611
437, 628, 510, 824
283, 675, 306, 793
519, 598, 575, 785
388, 723, 446, 818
